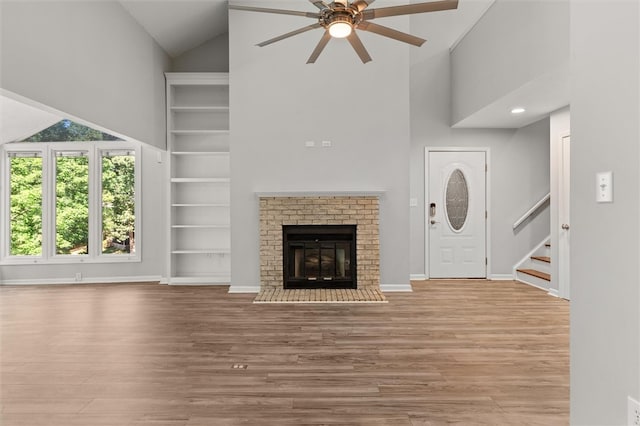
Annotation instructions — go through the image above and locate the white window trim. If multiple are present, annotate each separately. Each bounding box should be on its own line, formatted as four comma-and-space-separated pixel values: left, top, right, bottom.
1, 141, 141, 265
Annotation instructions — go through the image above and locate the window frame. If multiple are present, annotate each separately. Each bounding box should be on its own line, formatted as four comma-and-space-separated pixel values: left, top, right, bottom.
1, 141, 141, 265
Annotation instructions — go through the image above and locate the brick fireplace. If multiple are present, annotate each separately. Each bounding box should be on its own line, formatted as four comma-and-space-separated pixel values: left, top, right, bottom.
259, 195, 381, 293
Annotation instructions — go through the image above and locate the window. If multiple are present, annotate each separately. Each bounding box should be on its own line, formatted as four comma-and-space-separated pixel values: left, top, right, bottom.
55, 151, 90, 255
9, 152, 43, 256
101, 150, 136, 255
1, 121, 140, 264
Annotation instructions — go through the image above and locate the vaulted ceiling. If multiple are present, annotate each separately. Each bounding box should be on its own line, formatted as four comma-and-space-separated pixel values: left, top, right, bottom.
117, 0, 565, 128
1, 0, 569, 139
119, 0, 229, 58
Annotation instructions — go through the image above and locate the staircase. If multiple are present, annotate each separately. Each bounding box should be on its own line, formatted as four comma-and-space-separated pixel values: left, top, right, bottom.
515, 240, 551, 290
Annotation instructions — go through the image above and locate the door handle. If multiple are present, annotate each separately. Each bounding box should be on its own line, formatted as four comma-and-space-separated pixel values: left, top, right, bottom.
430, 219, 439, 225
561, 224, 570, 230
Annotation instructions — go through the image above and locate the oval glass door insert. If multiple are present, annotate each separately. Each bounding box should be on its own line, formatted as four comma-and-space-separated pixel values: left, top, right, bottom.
445, 169, 469, 232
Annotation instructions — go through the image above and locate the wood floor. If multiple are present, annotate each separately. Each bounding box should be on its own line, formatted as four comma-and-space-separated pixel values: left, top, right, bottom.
0, 280, 569, 425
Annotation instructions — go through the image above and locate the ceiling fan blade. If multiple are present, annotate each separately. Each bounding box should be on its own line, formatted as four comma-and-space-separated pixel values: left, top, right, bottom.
309, 0, 329, 10
307, 30, 332, 63
347, 31, 372, 63
351, 0, 375, 12
228, 5, 320, 19
358, 21, 426, 46
257, 23, 323, 47
362, 0, 458, 19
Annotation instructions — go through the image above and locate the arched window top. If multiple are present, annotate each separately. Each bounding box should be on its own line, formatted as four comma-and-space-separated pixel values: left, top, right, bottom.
17, 119, 121, 143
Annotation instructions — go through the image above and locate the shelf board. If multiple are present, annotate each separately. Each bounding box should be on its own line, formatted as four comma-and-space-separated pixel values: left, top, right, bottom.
171, 225, 230, 229
171, 203, 230, 208
171, 130, 229, 135
171, 106, 229, 112
171, 249, 230, 255
165, 72, 229, 85
171, 151, 230, 156
171, 177, 230, 183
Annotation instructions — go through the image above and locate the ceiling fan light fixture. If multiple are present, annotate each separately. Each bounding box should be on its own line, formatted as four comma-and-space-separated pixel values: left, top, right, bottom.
329, 21, 353, 38
231, 0, 460, 63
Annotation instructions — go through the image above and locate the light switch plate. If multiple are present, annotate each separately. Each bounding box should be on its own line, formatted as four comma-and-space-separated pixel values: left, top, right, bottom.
305, 141, 315, 148
596, 171, 613, 203
409, 198, 418, 207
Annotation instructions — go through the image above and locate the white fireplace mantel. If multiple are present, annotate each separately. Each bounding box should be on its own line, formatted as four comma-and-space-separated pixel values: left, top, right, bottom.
254, 190, 386, 197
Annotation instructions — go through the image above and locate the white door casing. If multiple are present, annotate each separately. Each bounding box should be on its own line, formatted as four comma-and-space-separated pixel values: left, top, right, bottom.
427, 150, 487, 278
559, 135, 571, 299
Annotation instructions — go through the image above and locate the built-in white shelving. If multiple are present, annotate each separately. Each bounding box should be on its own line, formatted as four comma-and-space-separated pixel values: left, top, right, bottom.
166, 73, 230, 284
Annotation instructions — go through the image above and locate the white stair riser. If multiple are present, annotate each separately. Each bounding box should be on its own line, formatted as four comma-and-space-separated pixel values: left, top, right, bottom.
516, 271, 551, 291
529, 259, 551, 274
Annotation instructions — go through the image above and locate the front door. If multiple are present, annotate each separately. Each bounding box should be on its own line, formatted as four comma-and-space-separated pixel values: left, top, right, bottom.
428, 151, 487, 278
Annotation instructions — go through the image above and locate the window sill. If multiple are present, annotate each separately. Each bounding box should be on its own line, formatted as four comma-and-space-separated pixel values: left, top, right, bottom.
1, 255, 141, 266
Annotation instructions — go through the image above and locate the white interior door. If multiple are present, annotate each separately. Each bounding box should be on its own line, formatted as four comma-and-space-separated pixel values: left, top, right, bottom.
559, 136, 571, 299
428, 151, 486, 278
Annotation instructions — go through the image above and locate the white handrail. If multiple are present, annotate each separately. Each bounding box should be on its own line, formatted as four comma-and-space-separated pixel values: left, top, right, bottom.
513, 192, 550, 230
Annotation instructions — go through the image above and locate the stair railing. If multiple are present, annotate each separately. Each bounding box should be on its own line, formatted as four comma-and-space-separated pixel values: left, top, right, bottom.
513, 192, 550, 230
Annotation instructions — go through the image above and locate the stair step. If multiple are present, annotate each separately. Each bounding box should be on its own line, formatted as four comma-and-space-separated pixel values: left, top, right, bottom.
531, 256, 550, 263
517, 269, 551, 281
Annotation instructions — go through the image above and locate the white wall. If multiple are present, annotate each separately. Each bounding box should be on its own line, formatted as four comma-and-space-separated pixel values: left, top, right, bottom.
0, 1, 170, 284
172, 33, 229, 72
0, 1, 170, 149
450, 0, 569, 126
570, 1, 640, 424
228, 3, 411, 290
410, 50, 550, 279
0, 145, 167, 284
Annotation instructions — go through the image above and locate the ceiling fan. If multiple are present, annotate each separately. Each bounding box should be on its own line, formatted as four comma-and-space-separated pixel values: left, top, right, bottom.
228, 0, 459, 64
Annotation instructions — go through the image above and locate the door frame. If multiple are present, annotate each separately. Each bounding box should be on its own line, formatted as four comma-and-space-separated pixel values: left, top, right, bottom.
424, 147, 491, 279
558, 133, 571, 299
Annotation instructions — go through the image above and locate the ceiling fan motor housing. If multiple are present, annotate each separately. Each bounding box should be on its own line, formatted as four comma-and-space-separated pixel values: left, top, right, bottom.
326, 12, 354, 27
320, 6, 360, 29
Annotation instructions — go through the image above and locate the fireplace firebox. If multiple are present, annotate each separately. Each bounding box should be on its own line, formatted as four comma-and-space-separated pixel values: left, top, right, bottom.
282, 225, 357, 289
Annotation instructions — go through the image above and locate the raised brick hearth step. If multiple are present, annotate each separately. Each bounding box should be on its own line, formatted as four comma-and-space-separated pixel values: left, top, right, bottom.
253, 288, 387, 303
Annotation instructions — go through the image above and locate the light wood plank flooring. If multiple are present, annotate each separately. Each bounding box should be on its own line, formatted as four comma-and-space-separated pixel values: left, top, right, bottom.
0, 280, 569, 425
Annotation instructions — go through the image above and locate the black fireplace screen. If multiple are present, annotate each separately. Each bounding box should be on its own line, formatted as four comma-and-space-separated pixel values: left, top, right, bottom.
282, 225, 356, 289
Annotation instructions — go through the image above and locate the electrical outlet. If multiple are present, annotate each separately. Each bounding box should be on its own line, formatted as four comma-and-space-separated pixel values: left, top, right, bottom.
628, 396, 640, 426
75, 272, 82, 282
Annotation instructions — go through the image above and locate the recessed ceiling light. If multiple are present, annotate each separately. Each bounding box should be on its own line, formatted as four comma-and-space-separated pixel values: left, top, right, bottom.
511, 107, 526, 114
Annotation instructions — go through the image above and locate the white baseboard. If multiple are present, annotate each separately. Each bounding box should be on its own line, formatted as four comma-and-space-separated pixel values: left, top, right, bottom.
547, 288, 559, 298
380, 283, 413, 292
410, 274, 427, 281
489, 274, 514, 281
228, 285, 261, 293
0, 275, 162, 286
168, 282, 229, 286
